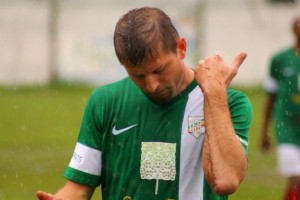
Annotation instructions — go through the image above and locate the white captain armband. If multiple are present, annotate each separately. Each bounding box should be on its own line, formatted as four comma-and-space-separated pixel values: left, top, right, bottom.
69, 142, 102, 176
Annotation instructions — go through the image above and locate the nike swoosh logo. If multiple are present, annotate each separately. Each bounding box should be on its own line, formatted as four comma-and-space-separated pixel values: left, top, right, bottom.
112, 124, 138, 135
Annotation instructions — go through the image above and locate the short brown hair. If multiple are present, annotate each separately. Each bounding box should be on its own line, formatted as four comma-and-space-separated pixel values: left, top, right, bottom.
114, 7, 179, 67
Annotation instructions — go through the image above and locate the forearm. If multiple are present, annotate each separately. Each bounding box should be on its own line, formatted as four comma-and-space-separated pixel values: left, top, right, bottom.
55, 189, 93, 200
202, 88, 247, 195
261, 94, 276, 133
57, 181, 94, 200
37, 181, 95, 200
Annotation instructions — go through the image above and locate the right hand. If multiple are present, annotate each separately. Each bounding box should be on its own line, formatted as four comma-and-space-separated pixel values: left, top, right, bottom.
36, 191, 63, 200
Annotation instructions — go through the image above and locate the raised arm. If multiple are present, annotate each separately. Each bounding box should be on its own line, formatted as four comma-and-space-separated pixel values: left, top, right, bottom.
194, 52, 248, 195
36, 180, 95, 200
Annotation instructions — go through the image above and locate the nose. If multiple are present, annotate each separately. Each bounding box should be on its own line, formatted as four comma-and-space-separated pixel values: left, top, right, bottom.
145, 75, 159, 93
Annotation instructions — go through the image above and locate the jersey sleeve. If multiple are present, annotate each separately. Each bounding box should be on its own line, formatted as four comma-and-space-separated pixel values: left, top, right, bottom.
264, 55, 280, 94
64, 90, 103, 187
227, 89, 253, 154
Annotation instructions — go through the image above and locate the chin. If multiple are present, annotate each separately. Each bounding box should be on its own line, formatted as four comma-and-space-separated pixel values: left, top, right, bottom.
153, 96, 173, 103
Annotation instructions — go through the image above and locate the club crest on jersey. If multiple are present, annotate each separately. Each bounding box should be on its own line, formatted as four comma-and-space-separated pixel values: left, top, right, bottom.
188, 116, 205, 139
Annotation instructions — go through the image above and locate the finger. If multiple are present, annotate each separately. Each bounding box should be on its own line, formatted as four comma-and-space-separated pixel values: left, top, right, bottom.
204, 56, 212, 61
36, 191, 57, 200
231, 52, 247, 70
214, 51, 223, 60
36, 191, 48, 200
197, 60, 204, 66
214, 51, 222, 56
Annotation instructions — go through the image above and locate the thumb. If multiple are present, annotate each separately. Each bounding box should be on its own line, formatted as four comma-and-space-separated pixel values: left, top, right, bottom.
226, 52, 247, 85
231, 52, 247, 71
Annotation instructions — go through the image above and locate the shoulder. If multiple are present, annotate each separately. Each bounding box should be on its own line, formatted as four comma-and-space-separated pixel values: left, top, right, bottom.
83, 77, 140, 109
226, 88, 249, 101
271, 47, 293, 61
81, 77, 140, 119
94, 77, 132, 92
226, 88, 253, 130
226, 88, 252, 111
90, 77, 137, 99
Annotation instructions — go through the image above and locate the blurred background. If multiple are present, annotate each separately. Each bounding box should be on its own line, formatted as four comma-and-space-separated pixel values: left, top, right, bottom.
0, 0, 299, 199
1, 0, 299, 86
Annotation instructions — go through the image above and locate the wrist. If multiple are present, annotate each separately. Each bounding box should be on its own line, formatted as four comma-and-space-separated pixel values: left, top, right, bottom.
201, 82, 227, 95
203, 86, 227, 103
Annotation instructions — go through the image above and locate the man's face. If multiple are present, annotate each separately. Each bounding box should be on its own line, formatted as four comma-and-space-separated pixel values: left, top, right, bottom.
125, 49, 186, 103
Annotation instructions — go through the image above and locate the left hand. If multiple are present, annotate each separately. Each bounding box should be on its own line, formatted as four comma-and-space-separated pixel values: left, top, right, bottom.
194, 52, 247, 93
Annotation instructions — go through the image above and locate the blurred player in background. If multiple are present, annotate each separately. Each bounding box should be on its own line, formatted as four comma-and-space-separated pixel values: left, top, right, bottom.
260, 16, 300, 200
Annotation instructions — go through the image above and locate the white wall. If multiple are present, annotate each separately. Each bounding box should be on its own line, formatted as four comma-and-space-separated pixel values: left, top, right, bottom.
0, 1, 49, 85
0, 0, 299, 86
205, 0, 300, 86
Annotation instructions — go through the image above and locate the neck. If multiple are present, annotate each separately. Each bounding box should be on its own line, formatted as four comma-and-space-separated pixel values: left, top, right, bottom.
177, 66, 194, 93
184, 66, 195, 86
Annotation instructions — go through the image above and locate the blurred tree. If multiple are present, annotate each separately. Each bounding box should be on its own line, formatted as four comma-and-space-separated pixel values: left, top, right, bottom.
48, 0, 59, 83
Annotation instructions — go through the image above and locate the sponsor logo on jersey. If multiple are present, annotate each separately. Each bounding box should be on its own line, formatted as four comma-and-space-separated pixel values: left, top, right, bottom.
140, 142, 176, 195
188, 116, 205, 139
112, 124, 138, 135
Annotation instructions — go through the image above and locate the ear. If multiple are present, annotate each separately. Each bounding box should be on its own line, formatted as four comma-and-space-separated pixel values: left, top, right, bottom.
177, 37, 187, 59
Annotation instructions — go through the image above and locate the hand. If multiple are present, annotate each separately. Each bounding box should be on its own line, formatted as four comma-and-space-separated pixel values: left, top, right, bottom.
194, 52, 247, 93
260, 132, 272, 153
36, 191, 63, 200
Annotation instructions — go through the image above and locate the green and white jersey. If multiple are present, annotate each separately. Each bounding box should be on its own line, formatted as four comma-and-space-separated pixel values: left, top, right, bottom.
64, 77, 252, 200
264, 47, 300, 145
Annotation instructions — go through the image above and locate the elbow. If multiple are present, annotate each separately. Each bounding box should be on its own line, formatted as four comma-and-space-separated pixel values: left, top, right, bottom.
211, 159, 248, 195
211, 176, 241, 196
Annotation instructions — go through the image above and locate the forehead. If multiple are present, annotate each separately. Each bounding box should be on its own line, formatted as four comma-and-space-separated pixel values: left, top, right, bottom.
125, 51, 175, 74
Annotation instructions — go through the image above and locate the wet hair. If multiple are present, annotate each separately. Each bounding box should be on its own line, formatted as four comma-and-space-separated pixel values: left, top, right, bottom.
113, 7, 179, 67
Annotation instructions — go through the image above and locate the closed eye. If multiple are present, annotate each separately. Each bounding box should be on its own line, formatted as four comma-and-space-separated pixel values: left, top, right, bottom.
134, 73, 145, 78
153, 67, 165, 74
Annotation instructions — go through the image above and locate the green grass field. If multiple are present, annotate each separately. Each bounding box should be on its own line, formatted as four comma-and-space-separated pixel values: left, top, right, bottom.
0, 83, 285, 200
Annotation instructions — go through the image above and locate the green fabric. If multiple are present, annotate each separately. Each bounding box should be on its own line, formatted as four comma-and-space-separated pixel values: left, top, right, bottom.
63, 77, 252, 200
268, 47, 300, 145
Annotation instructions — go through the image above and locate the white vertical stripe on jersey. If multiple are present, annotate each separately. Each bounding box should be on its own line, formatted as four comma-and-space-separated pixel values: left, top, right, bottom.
69, 142, 102, 176
179, 87, 205, 200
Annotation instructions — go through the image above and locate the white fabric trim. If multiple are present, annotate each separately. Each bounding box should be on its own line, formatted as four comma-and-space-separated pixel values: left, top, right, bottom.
179, 86, 205, 200
69, 142, 102, 176
264, 76, 278, 93
237, 135, 248, 147
277, 144, 300, 177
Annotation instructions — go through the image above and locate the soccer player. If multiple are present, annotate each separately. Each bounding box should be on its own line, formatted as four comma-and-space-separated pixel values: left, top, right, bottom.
260, 16, 300, 200
37, 6, 252, 200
